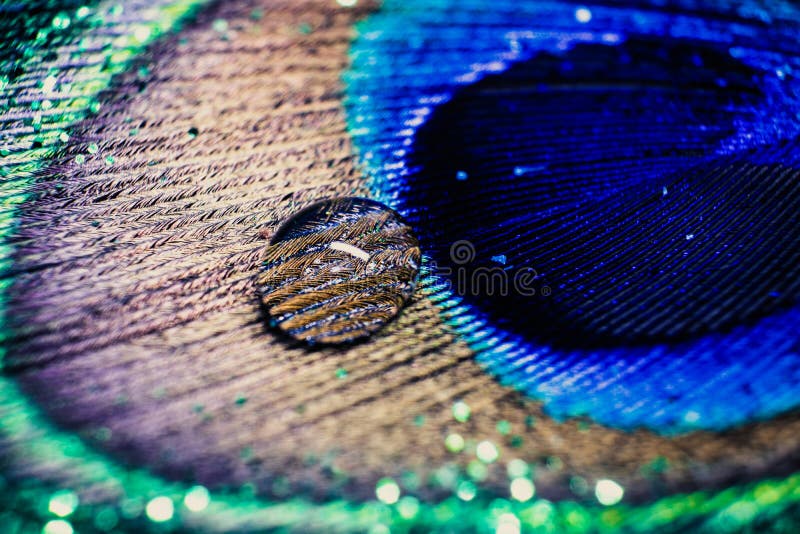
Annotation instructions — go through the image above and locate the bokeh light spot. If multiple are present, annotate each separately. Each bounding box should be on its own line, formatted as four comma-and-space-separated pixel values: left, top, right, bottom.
184, 485, 210, 512
595, 479, 625, 506
375, 478, 401, 504
48, 490, 78, 517
145, 496, 174, 522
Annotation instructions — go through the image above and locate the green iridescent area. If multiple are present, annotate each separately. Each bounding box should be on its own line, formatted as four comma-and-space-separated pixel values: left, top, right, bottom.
1, 1, 800, 532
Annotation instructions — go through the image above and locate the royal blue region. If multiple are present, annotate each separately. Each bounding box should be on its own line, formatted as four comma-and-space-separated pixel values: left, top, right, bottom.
344, 0, 800, 434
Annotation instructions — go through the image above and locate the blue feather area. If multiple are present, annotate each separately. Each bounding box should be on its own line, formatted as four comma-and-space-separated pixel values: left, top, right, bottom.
344, 0, 800, 433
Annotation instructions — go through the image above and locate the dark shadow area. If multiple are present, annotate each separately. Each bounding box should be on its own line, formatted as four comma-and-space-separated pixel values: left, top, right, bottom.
403, 36, 800, 346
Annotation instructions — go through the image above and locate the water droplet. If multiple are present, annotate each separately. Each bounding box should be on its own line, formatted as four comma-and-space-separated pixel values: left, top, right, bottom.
258, 197, 420, 344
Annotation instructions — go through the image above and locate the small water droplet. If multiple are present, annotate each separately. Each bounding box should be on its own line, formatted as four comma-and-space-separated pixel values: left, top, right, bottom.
258, 197, 420, 344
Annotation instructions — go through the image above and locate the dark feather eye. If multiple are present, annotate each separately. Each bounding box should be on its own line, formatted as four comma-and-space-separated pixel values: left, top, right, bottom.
392, 36, 800, 432
2, 1, 800, 532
